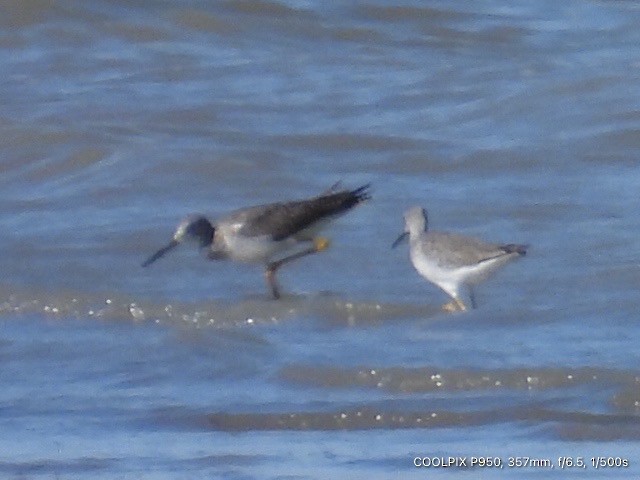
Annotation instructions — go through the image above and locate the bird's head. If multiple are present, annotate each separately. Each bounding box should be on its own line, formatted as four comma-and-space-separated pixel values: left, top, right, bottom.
142, 215, 215, 267
392, 206, 428, 248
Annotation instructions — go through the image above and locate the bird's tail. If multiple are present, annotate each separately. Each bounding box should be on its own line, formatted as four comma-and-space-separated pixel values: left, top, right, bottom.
348, 183, 371, 205
327, 183, 371, 212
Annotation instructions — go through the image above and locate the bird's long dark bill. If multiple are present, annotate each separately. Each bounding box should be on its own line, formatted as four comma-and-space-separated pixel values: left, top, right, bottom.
391, 231, 409, 249
141, 240, 179, 267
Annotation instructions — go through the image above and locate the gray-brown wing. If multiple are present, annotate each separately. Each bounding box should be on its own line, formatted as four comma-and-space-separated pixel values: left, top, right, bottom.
234, 184, 370, 241
422, 232, 526, 268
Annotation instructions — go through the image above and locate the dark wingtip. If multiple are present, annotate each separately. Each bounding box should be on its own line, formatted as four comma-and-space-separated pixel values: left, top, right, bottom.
502, 243, 528, 256
351, 183, 372, 203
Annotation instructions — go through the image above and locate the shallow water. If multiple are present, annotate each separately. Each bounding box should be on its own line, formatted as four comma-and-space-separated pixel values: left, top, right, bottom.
1, 0, 640, 478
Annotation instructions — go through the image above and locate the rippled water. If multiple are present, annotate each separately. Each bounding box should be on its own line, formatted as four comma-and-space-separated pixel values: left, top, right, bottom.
2, 0, 640, 478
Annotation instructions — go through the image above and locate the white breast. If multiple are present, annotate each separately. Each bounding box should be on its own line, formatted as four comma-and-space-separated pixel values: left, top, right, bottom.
409, 245, 464, 296
214, 224, 294, 263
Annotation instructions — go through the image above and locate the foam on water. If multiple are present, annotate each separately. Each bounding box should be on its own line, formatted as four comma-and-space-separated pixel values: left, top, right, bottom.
0, 284, 439, 327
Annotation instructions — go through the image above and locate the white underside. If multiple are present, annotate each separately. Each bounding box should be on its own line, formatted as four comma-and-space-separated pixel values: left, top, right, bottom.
213, 218, 329, 264
212, 229, 309, 264
410, 245, 517, 299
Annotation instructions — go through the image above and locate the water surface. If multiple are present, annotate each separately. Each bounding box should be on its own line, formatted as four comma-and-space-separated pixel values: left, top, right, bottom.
1, 0, 639, 478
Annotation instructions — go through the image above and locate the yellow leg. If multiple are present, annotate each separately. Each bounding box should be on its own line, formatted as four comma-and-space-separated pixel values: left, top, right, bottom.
441, 298, 467, 313
455, 298, 467, 311
441, 301, 458, 313
313, 236, 331, 252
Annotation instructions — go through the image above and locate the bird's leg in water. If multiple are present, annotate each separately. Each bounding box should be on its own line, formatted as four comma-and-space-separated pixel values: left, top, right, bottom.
264, 237, 331, 299
264, 267, 281, 300
441, 297, 467, 312
469, 286, 478, 309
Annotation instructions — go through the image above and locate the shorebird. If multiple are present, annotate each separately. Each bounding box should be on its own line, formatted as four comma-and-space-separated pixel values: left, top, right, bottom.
142, 184, 370, 299
392, 206, 527, 312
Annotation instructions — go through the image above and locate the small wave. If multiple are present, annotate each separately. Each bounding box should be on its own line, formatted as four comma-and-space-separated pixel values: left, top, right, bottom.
0, 457, 115, 476
153, 405, 640, 433
279, 365, 640, 393
0, 284, 438, 327
267, 133, 425, 152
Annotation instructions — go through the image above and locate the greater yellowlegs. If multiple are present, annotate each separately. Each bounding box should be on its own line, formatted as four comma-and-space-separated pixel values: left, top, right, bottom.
392, 206, 527, 311
142, 184, 370, 299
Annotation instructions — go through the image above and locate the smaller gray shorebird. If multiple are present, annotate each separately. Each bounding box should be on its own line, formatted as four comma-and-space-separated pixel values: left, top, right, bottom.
392, 206, 527, 312
142, 184, 370, 299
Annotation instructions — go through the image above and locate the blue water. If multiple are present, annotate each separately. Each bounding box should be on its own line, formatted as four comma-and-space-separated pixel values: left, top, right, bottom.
1, 0, 640, 478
